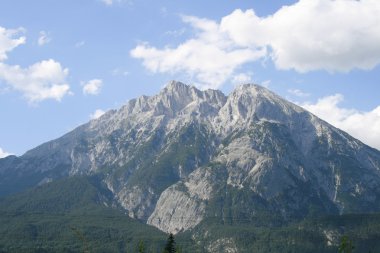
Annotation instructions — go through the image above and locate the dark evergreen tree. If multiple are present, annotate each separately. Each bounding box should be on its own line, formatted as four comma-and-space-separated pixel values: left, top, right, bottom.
163, 233, 176, 253
138, 240, 145, 253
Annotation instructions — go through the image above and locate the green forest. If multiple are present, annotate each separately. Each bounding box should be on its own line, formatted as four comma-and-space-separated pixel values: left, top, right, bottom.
1, 176, 380, 252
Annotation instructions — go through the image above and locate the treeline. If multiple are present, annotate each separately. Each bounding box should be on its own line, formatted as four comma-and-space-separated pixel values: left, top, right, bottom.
2, 176, 380, 252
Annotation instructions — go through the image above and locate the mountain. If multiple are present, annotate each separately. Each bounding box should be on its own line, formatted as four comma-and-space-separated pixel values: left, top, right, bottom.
1, 81, 380, 252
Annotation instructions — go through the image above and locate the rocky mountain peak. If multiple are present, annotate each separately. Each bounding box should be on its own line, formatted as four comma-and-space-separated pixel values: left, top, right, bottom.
162, 80, 225, 103
164, 80, 191, 93
214, 83, 305, 135
2, 80, 380, 239
157, 81, 200, 112
231, 83, 302, 116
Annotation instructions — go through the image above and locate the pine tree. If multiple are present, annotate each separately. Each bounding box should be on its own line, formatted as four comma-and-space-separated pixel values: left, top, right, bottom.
138, 240, 145, 253
163, 233, 176, 253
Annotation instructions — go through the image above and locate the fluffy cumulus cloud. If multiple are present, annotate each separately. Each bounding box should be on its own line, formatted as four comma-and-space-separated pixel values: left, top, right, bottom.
0, 26, 71, 103
90, 109, 105, 119
82, 79, 103, 95
0, 26, 26, 61
0, 60, 70, 103
221, 0, 380, 72
301, 95, 380, 150
38, 31, 51, 46
131, 0, 380, 88
0, 147, 12, 158
131, 15, 266, 89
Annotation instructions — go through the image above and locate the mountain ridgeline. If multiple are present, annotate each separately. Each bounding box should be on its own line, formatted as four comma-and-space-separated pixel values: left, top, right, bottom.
1, 81, 380, 252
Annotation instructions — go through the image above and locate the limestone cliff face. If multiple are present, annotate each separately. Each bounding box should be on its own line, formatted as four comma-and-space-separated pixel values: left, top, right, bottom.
147, 167, 216, 233
2, 81, 380, 236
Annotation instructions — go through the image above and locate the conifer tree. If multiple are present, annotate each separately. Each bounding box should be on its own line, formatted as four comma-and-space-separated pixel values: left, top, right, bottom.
138, 240, 145, 253
163, 233, 176, 253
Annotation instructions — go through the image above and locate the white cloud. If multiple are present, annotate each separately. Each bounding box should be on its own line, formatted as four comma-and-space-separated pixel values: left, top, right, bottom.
131, 15, 266, 89
0, 26, 26, 61
0, 26, 71, 103
90, 109, 105, 119
231, 73, 252, 86
82, 79, 102, 95
0, 147, 12, 158
0, 59, 70, 103
301, 95, 380, 150
220, 1, 380, 72
132, 1, 380, 86
288, 89, 310, 97
38, 31, 51, 46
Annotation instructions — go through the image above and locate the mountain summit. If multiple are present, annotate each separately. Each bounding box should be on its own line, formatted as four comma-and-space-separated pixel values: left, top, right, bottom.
1, 81, 380, 237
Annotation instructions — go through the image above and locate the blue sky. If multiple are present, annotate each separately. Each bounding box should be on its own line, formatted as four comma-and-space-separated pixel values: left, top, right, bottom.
0, 0, 379, 157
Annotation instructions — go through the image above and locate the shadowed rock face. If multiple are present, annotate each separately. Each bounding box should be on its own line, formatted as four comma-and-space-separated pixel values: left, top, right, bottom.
2, 81, 380, 234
